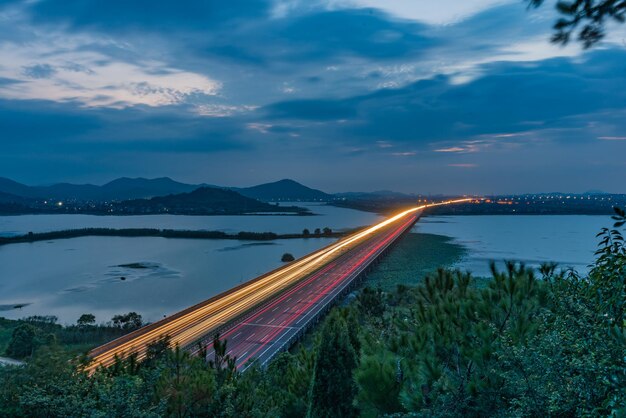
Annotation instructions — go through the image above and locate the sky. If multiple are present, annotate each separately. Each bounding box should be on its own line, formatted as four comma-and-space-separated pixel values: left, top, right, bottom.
0, 0, 625, 194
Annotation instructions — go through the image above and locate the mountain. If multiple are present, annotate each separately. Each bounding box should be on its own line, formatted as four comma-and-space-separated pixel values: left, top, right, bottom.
37, 183, 102, 201
116, 187, 306, 215
0, 191, 35, 214
98, 177, 200, 200
236, 179, 332, 201
0, 191, 32, 204
0, 176, 333, 203
0, 177, 203, 202
0, 177, 36, 198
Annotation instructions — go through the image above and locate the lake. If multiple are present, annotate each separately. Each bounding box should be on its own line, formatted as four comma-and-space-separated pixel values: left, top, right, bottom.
0, 204, 381, 324
0, 209, 614, 324
0, 203, 381, 237
415, 215, 613, 277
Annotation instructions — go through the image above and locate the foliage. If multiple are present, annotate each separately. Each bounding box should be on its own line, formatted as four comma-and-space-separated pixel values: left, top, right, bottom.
281, 253, 296, 262
77, 314, 96, 327
357, 286, 386, 318
529, 0, 626, 47
351, 206, 626, 417
310, 310, 359, 417
111, 312, 144, 330
6, 324, 39, 359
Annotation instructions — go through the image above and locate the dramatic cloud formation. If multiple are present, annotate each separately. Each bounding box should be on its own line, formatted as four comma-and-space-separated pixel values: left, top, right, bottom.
0, 0, 624, 193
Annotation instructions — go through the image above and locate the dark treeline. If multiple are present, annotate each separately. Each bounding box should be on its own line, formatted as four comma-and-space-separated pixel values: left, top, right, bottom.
1, 312, 145, 360
0, 227, 346, 246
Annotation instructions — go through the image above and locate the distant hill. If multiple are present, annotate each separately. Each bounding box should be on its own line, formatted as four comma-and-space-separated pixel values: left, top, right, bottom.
0, 191, 34, 214
0, 191, 32, 204
115, 187, 306, 215
0, 177, 202, 201
236, 179, 331, 201
97, 177, 200, 200
0, 177, 36, 198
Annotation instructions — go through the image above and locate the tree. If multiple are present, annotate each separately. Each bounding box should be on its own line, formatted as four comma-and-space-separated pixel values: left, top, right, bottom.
310, 311, 358, 417
357, 286, 386, 318
76, 313, 96, 327
302, 228, 310, 237
528, 0, 626, 47
111, 312, 143, 330
588, 206, 626, 329
314, 228, 321, 236
395, 266, 547, 415
281, 253, 295, 262
6, 324, 38, 359
265, 350, 315, 417
156, 346, 217, 418
207, 334, 237, 385
355, 351, 404, 417
322, 227, 332, 236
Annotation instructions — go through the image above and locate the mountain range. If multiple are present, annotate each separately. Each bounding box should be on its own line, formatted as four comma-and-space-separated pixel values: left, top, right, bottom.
0, 177, 201, 201
0, 177, 340, 203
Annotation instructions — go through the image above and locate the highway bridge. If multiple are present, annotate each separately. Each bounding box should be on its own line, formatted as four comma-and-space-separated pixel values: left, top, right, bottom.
86, 199, 470, 373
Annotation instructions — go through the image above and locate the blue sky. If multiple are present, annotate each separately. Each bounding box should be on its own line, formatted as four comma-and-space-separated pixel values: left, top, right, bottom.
0, 0, 625, 194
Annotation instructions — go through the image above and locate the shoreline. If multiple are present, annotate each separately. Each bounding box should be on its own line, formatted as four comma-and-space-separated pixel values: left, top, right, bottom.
0, 227, 352, 247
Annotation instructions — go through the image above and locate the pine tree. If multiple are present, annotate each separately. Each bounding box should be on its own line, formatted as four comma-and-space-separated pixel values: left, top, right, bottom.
309, 311, 358, 418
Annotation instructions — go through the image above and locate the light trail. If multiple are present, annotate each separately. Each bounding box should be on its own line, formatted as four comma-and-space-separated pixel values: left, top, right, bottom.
85, 198, 471, 373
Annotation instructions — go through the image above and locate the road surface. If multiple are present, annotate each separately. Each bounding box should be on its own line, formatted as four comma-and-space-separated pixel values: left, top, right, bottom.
199, 211, 418, 370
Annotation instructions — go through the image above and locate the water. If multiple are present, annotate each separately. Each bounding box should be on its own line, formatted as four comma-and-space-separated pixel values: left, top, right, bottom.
0, 210, 611, 324
0, 236, 335, 324
0, 203, 381, 237
415, 215, 612, 277
0, 204, 382, 324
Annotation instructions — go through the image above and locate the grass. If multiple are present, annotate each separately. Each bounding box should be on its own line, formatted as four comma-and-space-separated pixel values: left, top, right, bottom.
365, 232, 467, 290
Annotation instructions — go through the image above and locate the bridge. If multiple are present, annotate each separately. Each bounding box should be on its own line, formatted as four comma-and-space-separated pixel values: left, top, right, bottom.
86, 199, 470, 373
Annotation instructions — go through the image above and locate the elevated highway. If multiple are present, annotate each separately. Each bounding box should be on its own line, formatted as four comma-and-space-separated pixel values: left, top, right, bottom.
86, 199, 470, 373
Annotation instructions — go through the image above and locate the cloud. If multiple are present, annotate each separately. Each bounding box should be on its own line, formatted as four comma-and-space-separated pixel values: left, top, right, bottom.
27, 0, 272, 32
195, 104, 258, 117
0, 76, 22, 86
264, 98, 358, 120
261, 47, 626, 150
325, 0, 517, 25
435, 147, 467, 153
22, 63, 56, 79
448, 163, 478, 168
598, 136, 626, 141
0, 0, 625, 193
0, 37, 221, 107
